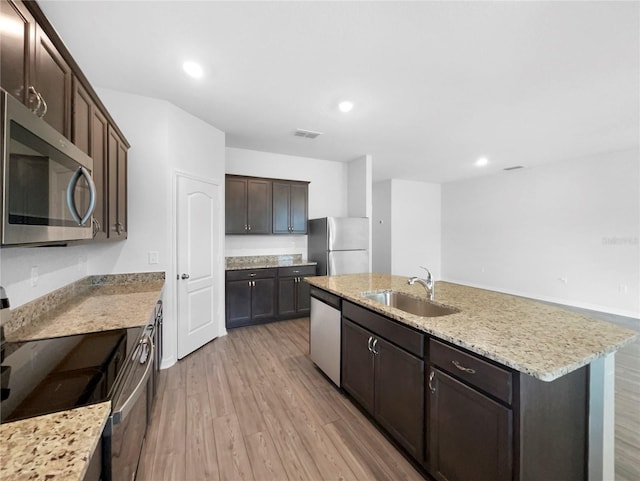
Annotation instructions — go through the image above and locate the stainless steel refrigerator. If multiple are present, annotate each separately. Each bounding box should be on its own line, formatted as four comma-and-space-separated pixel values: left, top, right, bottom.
308, 217, 370, 275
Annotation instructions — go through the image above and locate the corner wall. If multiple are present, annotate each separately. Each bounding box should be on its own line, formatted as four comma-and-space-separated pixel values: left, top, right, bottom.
442, 149, 640, 318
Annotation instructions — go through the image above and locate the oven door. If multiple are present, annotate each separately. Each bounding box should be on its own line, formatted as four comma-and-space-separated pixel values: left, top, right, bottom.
103, 334, 154, 481
1, 90, 96, 246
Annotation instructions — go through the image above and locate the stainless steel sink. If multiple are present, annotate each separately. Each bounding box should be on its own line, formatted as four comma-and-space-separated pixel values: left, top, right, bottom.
361, 290, 459, 317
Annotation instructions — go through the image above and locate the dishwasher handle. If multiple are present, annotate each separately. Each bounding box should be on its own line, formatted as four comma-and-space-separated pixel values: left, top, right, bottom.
112, 336, 154, 425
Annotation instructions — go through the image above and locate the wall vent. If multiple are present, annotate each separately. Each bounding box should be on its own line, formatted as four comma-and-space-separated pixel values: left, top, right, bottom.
503, 166, 524, 171
294, 129, 323, 139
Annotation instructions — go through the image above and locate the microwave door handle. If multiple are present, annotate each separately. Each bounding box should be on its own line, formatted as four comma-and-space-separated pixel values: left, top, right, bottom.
112, 337, 154, 425
66, 166, 96, 225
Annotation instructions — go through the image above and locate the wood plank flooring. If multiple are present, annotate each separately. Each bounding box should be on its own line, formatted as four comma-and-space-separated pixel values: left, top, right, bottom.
138, 317, 640, 481
137, 318, 425, 481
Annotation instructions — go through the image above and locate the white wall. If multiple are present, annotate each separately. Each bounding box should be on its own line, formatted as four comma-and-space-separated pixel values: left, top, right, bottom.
372, 179, 442, 278
225, 147, 348, 257
347, 155, 373, 271
372, 180, 392, 273
442, 149, 640, 318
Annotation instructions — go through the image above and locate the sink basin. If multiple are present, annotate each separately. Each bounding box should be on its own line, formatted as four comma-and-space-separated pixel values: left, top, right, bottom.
361, 290, 459, 317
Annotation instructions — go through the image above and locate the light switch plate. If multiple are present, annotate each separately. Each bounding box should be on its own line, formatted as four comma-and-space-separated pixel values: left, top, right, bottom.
148, 251, 159, 265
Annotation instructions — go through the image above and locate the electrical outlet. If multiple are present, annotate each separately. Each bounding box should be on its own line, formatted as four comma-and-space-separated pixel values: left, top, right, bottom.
30, 266, 39, 287
148, 251, 159, 265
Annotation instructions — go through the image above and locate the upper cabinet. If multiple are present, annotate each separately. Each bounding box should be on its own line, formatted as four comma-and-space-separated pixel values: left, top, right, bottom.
225, 176, 272, 234
1, 0, 130, 242
272, 181, 308, 234
225, 175, 309, 236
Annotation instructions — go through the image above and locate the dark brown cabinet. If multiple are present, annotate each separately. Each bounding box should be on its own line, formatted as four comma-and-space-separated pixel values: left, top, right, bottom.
0, 0, 71, 137
427, 367, 512, 481
225, 176, 272, 234
107, 126, 128, 239
277, 265, 315, 318
225, 268, 277, 328
273, 181, 308, 234
341, 305, 425, 461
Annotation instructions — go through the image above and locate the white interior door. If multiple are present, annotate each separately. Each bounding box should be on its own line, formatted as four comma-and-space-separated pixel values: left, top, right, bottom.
176, 175, 220, 359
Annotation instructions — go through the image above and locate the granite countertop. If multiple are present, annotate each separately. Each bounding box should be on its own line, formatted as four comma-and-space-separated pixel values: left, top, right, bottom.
306, 273, 638, 381
225, 254, 316, 271
0, 402, 111, 481
4, 272, 165, 342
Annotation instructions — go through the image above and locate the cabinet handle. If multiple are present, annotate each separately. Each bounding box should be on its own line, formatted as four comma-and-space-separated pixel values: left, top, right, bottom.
28, 86, 41, 114
367, 336, 373, 352
249, 273, 257, 277
428, 371, 436, 393
38, 92, 48, 118
452, 360, 476, 374
252, 281, 256, 287
92, 218, 101, 237
372, 338, 379, 355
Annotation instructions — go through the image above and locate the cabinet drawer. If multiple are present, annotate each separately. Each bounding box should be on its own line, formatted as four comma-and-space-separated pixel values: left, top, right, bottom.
343, 301, 424, 358
429, 338, 512, 404
226, 268, 277, 281
279, 265, 316, 278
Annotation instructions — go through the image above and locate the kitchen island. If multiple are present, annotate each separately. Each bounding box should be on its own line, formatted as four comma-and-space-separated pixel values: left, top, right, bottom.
307, 273, 637, 481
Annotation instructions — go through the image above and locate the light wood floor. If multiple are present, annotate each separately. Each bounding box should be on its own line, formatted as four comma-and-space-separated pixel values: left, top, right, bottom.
138, 317, 640, 481
137, 318, 425, 481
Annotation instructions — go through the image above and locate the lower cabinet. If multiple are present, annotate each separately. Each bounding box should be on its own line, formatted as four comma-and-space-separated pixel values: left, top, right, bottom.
277, 265, 315, 318
225, 268, 277, 329
341, 307, 425, 461
427, 368, 512, 481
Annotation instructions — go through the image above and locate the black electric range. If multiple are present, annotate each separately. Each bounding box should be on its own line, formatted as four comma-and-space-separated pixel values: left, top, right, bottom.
0, 325, 144, 423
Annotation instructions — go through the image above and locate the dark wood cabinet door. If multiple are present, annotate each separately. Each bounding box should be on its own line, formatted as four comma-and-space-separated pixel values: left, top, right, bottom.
1, 0, 35, 105
116, 139, 128, 238
225, 177, 248, 234
226, 280, 252, 328
428, 368, 513, 481
107, 126, 127, 239
341, 319, 375, 414
296, 278, 311, 315
72, 79, 92, 155
289, 183, 308, 234
278, 277, 297, 317
247, 179, 271, 234
272, 181, 290, 234
252, 278, 276, 321
90, 107, 109, 240
374, 337, 424, 461
33, 25, 71, 137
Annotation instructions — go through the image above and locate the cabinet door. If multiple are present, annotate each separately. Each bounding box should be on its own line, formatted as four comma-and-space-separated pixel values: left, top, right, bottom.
225, 177, 247, 234
278, 277, 297, 317
428, 368, 512, 481
374, 337, 424, 461
116, 139, 128, 238
33, 25, 72, 137
72, 79, 92, 155
90, 107, 109, 240
296, 277, 311, 315
107, 126, 128, 239
251, 278, 276, 321
1, 0, 35, 105
289, 183, 308, 234
272, 181, 290, 234
226, 280, 252, 328
247, 179, 271, 234
341, 319, 375, 414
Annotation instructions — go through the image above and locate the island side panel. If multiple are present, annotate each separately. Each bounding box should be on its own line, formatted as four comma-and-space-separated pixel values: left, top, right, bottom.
588, 353, 616, 481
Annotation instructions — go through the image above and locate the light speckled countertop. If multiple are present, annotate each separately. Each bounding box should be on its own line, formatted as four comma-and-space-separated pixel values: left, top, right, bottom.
5, 273, 164, 342
306, 273, 638, 381
226, 254, 316, 270
0, 402, 111, 481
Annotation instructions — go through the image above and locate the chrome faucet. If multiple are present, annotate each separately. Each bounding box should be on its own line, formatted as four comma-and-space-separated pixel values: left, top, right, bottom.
408, 266, 434, 301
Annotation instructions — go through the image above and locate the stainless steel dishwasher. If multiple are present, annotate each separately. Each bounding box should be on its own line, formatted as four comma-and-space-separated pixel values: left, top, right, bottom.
309, 287, 342, 387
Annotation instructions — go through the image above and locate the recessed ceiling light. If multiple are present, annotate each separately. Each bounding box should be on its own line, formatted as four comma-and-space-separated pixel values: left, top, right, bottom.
475, 156, 489, 167
338, 101, 354, 113
183, 61, 204, 79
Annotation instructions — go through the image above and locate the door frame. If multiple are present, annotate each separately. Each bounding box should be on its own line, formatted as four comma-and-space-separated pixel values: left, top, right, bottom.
173, 170, 227, 361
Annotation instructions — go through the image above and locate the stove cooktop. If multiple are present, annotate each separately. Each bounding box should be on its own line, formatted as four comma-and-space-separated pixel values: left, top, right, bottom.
0, 326, 143, 423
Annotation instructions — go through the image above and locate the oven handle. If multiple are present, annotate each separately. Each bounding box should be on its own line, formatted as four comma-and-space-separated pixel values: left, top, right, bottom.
66, 166, 97, 226
112, 336, 154, 425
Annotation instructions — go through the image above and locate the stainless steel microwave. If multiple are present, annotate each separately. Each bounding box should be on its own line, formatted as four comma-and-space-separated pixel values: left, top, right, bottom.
1, 90, 96, 246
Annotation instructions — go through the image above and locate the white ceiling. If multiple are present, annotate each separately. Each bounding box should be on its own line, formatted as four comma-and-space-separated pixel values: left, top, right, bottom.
40, 1, 639, 183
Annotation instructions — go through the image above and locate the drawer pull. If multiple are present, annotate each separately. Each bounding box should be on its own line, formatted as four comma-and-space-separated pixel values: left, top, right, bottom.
249, 273, 257, 277
428, 370, 436, 393
367, 336, 374, 352
452, 360, 476, 374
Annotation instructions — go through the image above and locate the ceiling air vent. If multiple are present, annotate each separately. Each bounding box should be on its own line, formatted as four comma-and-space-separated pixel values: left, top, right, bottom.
294, 129, 323, 139
503, 166, 524, 171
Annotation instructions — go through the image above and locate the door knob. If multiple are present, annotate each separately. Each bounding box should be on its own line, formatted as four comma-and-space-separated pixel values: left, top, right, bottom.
181, 274, 190, 279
